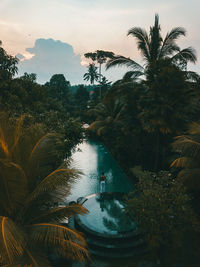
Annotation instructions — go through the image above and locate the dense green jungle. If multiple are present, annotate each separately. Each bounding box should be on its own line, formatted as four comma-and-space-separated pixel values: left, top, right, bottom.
0, 15, 200, 266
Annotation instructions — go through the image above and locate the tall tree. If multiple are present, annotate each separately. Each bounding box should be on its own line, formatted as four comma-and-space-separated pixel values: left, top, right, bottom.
106, 15, 198, 170
84, 50, 114, 80
106, 14, 197, 81
84, 50, 114, 99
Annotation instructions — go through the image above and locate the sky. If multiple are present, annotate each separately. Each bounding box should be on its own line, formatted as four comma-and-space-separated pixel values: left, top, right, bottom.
0, 0, 199, 84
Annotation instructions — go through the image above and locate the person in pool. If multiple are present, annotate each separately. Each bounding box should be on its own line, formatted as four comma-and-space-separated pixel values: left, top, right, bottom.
100, 172, 106, 193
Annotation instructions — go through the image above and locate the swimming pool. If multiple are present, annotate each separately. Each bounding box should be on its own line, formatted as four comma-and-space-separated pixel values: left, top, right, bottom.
68, 139, 133, 201
76, 193, 137, 236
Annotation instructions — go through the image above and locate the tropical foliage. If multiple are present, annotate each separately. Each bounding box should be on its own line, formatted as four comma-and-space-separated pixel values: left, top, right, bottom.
0, 114, 89, 266
88, 14, 200, 171
126, 167, 199, 264
0, 56, 85, 157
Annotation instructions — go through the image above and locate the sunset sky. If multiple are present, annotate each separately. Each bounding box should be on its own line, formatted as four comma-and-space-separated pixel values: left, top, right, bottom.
0, 0, 199, 84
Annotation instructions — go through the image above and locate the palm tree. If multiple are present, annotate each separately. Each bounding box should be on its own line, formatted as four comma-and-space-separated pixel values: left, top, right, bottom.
0, 113, 89, 266
171, 123, 200, 194
83, 63, 100, 85
106, 15, 198, 170
106, 14, 197, 81
89, 96, 127, 137
84, 50, 114, 81
85, 51, 114, 99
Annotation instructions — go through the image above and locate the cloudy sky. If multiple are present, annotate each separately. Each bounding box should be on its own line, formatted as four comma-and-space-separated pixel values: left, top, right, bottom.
0, 0, 199, 84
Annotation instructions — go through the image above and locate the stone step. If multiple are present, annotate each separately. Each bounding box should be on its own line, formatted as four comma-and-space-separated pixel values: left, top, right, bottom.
88, 246, 148, 259
88, 240, 146, 255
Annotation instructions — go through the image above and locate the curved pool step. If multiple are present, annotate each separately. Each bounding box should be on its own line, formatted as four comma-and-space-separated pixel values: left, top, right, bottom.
74, 217, 141, 243
89, 246, 148, 259
84, 229, 147, 258
86, 236, 144, 249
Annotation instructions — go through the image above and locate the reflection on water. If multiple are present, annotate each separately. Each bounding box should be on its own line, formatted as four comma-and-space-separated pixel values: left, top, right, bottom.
68, 140, 133, 201
78, 195, 137, 235
101, 198, 135, 233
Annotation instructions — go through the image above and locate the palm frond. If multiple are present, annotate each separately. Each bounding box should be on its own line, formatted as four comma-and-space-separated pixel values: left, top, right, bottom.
184, 71, 200, 82
0, 217, 26, 265
83, 73, 90, 81
106, 55, 143, 71
26, 204, 88, 224
59, 239, 89, 262
29, 133, 58, 161
27, 223, 89, 261
89, 103, 108, 118
28, 133, 64, 188
159, 43, 179, 58
127, 27, 150, 61
0, 127, 9, 158
27, 168, 81, 203
172, 136, 200, 158
171, 47, 197, 64
170, 157, 195, 168
163, 27, 186, 45
189, 123, 200, 135
122, 70, 144, 80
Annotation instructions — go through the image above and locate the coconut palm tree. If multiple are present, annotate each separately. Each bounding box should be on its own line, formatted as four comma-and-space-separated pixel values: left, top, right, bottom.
0, 113, 89, 266
106, 14, 197, 81
83, 63, 100, 85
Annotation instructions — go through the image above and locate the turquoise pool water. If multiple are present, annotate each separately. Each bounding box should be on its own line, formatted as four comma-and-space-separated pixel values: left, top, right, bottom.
76, 193, 137, 235
68, 140, 133, 201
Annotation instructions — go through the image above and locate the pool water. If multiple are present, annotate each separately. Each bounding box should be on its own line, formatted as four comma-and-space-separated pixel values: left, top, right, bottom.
77, 194, 137, 235
68, 140, 133, 201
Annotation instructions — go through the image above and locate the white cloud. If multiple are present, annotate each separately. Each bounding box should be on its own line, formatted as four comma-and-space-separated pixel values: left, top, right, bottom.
17, 38, 86, 84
